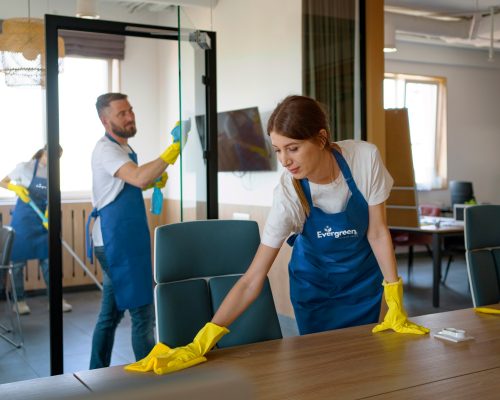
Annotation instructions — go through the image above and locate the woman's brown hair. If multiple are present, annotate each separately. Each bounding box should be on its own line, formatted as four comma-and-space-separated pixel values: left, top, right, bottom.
31, 144, 63, 161
267, 95, 338, 217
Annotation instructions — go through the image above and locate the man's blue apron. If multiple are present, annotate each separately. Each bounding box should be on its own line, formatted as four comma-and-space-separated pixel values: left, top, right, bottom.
86, 135, 153, 310
10, 159, 48, 262
288, 149, 383, 335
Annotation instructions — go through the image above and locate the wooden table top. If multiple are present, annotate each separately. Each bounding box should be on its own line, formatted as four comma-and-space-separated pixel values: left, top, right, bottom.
75, 306, 500, 400
367, 367, 500, 400
0, 373, 90, 400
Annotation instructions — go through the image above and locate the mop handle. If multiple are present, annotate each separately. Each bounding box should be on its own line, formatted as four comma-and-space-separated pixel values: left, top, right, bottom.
28, 200, 103, 291
28, 200, 47, 222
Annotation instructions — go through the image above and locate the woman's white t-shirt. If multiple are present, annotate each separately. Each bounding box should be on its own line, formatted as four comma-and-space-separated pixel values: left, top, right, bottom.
261, 140, 394, 248
8, 159, 46, 187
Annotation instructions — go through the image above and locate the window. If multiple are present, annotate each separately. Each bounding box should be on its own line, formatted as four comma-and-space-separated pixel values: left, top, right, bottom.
0, 56, 117, 199
0, 79, 45, 184
59, 56, 114, 195
384, 73, 447, 190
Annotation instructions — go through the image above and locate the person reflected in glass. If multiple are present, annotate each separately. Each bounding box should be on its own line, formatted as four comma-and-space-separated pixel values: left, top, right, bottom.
0, 145, 72, 315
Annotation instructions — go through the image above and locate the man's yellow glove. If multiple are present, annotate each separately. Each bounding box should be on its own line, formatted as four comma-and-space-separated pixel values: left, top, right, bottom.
372, 278, 430, 335
143, 172, 168, 191
7, 182, 30, 203
475, 307, 500, 315
124, 322, 229, 375
155, 172, 168, 189
159, 120, 190, 165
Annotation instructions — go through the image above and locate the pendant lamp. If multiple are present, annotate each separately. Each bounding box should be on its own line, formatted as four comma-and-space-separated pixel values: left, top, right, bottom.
0, 16, 65, 87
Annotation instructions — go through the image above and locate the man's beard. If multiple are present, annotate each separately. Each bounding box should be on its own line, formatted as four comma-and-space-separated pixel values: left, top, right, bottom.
111, 121, 137, 138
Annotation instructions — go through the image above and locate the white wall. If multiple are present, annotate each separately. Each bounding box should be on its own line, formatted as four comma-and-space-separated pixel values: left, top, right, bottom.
386, 41, 500, 207
176, 0, 302, 207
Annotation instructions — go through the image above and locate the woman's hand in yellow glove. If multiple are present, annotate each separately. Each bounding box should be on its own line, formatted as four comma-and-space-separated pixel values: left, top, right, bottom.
475, 307, 500, 315
153, 322, 229, 375
43, 209, 48, 230
7, 182, 30, 203
372, 278, 430, 335
124, 342, 172, 372
124, 322, 229, 375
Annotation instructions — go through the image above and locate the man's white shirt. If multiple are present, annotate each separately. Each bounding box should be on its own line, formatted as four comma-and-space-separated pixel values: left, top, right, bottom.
91, 136, 133, 246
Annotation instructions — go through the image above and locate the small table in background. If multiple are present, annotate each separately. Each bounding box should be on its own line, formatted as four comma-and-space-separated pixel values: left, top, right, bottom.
390, 217, 464, 307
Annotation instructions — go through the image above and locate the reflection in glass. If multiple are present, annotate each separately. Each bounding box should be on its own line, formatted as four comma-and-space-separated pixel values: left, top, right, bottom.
178, 6, 208, 221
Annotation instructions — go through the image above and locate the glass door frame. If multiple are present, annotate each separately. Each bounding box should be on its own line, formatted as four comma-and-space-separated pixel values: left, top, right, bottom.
45, 14, 218, 375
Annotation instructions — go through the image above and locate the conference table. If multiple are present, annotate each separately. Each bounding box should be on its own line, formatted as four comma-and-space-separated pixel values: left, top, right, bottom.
390, 217, 465, 307
3, 306, 498, 399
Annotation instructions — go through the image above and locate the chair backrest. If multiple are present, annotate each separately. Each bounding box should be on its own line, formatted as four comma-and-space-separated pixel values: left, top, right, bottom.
464, 205, 500, 307
154, 220, 282, 348
0, 225, 15, 267
450, 180, 474, 207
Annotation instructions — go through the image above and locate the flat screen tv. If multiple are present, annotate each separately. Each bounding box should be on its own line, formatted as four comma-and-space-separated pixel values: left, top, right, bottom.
196, 107, 274, 172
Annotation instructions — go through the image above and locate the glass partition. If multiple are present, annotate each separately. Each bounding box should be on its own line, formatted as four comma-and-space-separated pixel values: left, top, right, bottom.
42, 14, 217, 379
177, 6, 209, 221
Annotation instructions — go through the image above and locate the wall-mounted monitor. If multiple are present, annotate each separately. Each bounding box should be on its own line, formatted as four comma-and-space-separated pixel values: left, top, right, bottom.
196, 107, 274, 172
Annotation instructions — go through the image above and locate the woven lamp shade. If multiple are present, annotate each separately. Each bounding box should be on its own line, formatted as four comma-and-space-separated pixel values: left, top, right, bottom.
0, 18, 65, 86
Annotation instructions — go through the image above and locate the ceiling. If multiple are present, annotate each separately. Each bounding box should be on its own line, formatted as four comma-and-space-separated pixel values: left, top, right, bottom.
101, 0, 500, 50
386, 0, 500, 15
385, 0, 500, 51
102, 0, 216, 12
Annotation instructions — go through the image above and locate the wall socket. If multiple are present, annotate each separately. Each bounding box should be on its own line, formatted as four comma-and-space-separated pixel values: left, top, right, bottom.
232, 212, 250, 220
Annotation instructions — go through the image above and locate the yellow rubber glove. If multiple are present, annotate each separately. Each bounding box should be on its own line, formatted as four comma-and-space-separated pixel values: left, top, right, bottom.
372, 278, 430, 335
143, 172, 168, 191
160, 142, 181, 165
153, 322, 229, 375
475, 307, 500, 315
7, 182, 30, 203
124, 342, 171, 372
155, 172, 168, 189
159, 120, 190, 165
127, 322, 227, 375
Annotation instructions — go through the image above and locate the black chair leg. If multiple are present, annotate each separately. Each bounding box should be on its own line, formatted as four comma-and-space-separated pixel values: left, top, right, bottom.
425, 244, 433, 258
441, 255, 453, 285
407, 246, 414, 282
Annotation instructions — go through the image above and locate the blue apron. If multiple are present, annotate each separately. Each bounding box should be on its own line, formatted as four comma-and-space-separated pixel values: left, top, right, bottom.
86, 135, 153, 310
10, 159, 48, 263
288, 149, 383, 335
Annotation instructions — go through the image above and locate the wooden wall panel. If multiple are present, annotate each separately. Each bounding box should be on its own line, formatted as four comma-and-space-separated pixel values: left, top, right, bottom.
365, 0, 386, 159
386, 189, 417, 206
1, 199, 170, 292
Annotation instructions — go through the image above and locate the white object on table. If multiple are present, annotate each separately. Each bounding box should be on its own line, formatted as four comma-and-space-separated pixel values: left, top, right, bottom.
434, 327, 474, 343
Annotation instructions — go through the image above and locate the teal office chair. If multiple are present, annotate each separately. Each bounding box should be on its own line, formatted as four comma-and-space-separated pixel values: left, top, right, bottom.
0, 225, 24, 348
154, 220, 282, 349
464, 205, 500, 307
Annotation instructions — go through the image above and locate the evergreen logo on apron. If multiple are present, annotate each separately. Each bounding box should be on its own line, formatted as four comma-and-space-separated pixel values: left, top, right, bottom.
316, 225, 359, 239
